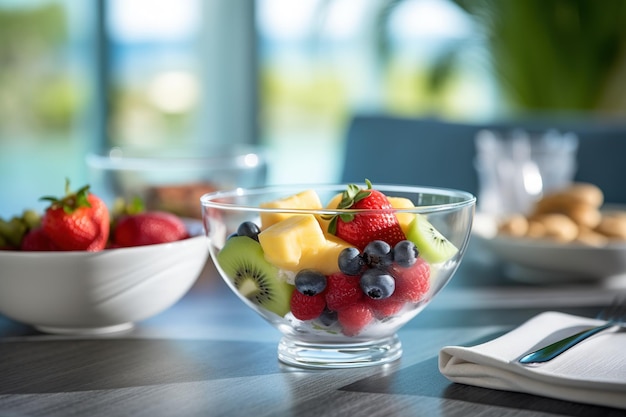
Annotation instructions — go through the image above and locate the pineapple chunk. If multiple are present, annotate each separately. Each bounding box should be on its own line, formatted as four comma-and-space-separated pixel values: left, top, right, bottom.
388, 196, 417, 233
258, 214, 351, 275
260, 189, 323, 229
259, 214, 326, 270
297, 234, 352, 275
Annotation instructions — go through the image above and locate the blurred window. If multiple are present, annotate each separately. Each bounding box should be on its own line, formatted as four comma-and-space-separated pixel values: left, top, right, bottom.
0, 0, 487, 215
107, 0, 256, 153
0, 0, 98, 216
107, 0, 202, 149
0, 0, 254, 217
256, 0, 491, 184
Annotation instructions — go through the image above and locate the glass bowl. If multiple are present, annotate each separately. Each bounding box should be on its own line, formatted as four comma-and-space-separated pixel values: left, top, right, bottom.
86, 145, 268, 219
200, 183, 475, 368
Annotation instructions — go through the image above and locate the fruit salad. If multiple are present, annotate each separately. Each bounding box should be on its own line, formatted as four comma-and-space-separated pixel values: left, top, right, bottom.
215, 180, 459, 339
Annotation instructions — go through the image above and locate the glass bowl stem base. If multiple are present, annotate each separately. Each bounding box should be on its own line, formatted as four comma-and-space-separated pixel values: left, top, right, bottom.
277, 334, 402, 369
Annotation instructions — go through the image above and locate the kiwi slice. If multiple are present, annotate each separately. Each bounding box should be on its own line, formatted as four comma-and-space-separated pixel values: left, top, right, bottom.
217, 236, 294, 317
405, 214, 458, 264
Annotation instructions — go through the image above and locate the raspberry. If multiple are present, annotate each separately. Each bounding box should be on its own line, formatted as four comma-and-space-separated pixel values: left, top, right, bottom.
366, 296, 405, 319
337, 302, 374, 336
325, 272, 363, 311
290, 291, 326, 321
390, 258, 430, 303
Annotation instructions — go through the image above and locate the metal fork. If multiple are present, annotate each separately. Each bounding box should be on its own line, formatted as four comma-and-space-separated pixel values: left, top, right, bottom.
518, 297, 626, 364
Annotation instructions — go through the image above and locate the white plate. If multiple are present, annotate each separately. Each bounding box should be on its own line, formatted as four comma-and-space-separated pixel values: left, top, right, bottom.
472, 213, 626, 284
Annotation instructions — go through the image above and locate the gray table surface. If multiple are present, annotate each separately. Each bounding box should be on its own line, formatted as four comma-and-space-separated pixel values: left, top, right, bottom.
1, 247, 625, 417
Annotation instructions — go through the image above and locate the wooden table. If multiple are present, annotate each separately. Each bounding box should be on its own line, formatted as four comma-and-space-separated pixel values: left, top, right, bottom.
1, 247, 625, 417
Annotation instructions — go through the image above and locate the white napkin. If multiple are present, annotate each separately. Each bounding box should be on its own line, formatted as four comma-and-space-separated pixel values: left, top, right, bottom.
439, 311, 626, 410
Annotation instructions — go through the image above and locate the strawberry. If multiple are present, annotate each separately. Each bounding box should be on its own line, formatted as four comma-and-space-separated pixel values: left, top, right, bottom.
337, 302, 374, 336
326, 180, 406, 250
290, 291, 327, 321
40, 181, 110, 251
390, 258, 431, 303
20, 228, 59, 251
112, 211, 188, 247
325, 272, 363, 312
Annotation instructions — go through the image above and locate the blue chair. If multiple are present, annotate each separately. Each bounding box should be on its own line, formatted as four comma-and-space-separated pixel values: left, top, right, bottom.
341, 115, 626, 204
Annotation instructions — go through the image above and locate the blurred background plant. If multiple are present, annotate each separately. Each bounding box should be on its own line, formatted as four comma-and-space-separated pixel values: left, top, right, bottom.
0, 4, 84, 137
377, 0, 626, 115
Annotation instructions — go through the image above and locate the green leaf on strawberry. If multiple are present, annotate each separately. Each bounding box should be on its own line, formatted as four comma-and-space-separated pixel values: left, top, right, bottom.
40, 178, 92, 214
327, 180, 373, 233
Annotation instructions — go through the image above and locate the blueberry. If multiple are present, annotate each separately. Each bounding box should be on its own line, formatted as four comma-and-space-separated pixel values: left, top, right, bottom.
236, 221, 261, 241
362, 240, 394, 269
393, 240, 419, 268
295, 269, 327, 296
360, 269, 395, 299
318, 308, 338, 326
338, 247, 366, 275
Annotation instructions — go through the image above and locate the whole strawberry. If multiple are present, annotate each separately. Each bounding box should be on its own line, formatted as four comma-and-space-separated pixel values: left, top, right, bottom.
40, 181, 110, 251
112, 211, 188, 248
326, 180, 406, 250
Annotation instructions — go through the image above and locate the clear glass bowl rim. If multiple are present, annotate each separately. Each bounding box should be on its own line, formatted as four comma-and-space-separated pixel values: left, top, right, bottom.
86, 144, 267, 171
200, 183, 476, 214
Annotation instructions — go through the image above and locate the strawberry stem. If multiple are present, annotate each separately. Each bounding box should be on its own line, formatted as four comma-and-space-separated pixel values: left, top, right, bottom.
40, 179, 92, 214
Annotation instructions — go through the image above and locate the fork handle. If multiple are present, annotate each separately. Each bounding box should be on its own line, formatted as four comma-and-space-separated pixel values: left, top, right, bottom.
518, 323, 614, 364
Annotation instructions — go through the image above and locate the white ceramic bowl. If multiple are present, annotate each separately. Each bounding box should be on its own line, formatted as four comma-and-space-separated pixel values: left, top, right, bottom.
86, 145, 268, 218
473, 213, 626, 284
0, 234, 209, 335
201, 183, 475, 368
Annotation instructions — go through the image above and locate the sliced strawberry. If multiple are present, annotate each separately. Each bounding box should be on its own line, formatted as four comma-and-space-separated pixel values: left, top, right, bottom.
390, 258, 431, 303
337, 302, 374, 336
326, 180, 406, 250
40, 182, 110, 251
290, 291, 326, 321
325, 272, 363, 312
112, 211, 188, 247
